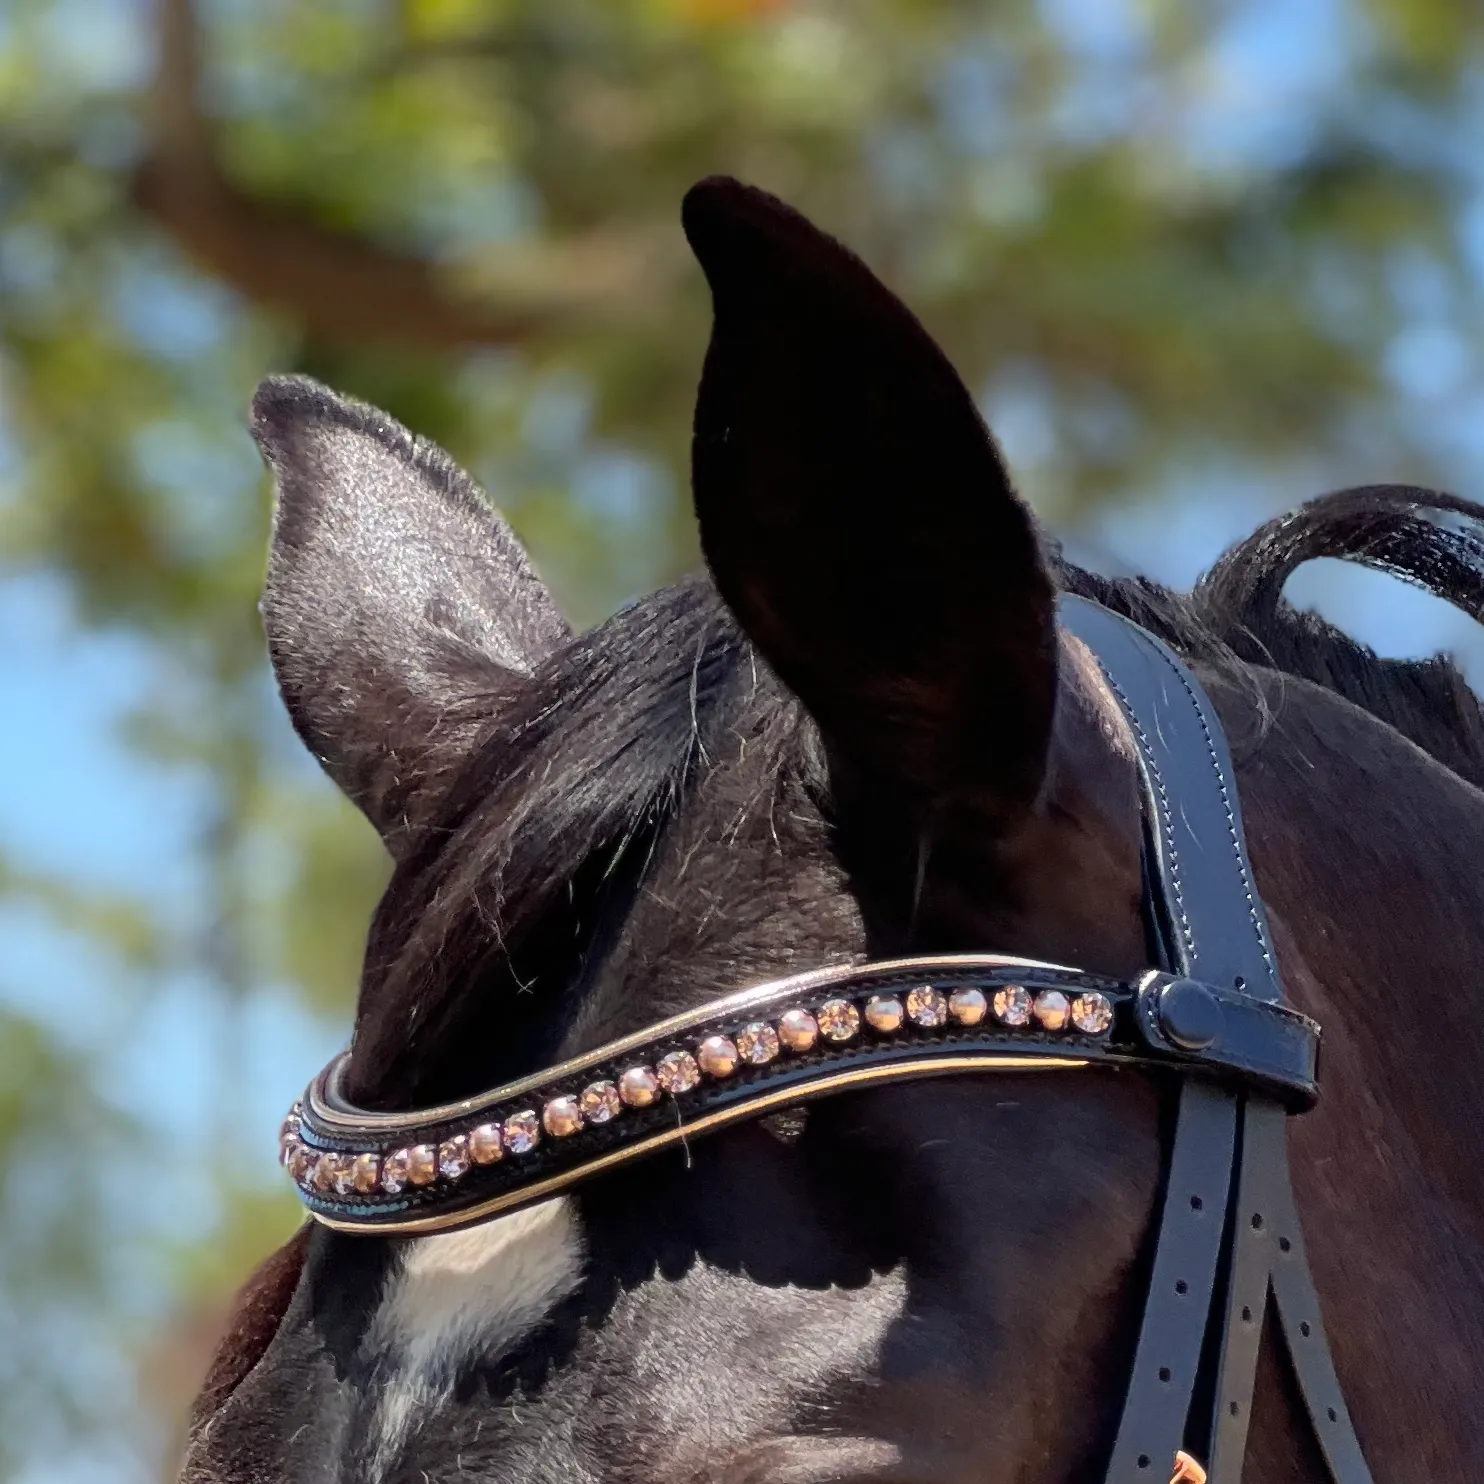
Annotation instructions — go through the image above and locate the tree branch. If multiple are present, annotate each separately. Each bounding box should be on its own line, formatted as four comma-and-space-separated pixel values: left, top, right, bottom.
135, 0, 671, 350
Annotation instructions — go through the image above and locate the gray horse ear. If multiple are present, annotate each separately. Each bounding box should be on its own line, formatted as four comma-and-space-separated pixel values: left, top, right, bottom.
252, 376, 570, 854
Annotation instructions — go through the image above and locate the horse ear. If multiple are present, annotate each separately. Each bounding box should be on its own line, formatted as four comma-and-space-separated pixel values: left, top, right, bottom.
682, 178, 1056, 816
252, 377, 570, 854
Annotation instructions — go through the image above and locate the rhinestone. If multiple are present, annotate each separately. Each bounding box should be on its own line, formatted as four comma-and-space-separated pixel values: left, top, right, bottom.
1033, 989, 1072, 1031
288, 1144, 315, 1185
993, 984, 1033, 1027
697, 1035, 741, 1078
778, 1008, 819, 1052
351, 1153, 381, 1193
278, 1107, 302, 1165
817, 999, 861, 1042
736, 1021, 781, 1064
543, 1095, 584, 1137
905, 986, 948, 1027
438, 1135, 471, 1179
863, 995, 905, 1032
949, 987, 989, 1025
330, 1154, 357, 1197
1071, 991, 1114, 1036
279, 1132, 301, 1170
469, 1123, 504, 1163
580, 1081, 623, 1123
618, 1067, 661, 1108
504, 1110, 541, 1154
656, 1050, 701, 1095
381, 1149, 412, 1194
407, 1144, 438, 1186
311, 1153, 337, 1193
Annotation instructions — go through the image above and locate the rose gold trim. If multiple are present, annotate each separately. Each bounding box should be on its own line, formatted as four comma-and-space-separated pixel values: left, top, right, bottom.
307, 1052, 1089, 1235
307, 952, 1086, 1133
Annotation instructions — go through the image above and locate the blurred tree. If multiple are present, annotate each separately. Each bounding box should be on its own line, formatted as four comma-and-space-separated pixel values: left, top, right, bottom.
3, 0, 1484, 1475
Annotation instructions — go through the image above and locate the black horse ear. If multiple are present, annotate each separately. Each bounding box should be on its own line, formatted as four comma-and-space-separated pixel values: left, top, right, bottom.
682, 178, 1056, 816
252, 376, 570, 855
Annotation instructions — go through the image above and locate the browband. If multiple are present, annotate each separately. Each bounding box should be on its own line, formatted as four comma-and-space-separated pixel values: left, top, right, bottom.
277, 593, 1374, 1484
283, 955, 1318, 1235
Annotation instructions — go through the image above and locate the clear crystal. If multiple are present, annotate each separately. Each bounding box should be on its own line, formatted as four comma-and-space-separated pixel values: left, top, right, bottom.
993, 984, 1033, 1027
288, 1144, 315, 1185
697, 1035, 740, 1078
948, 987, 988, 1025
778, 1008, 819, 1052
330, 1154, 357, 1196
864, 995, 905, 1033
618, 1067, 660, 1107
504, 1110, 541, 1153
656, 1050, 701, 1094
381, 1149, 412, 1194
1033, 989, 1072, 1031
579, 1081, 622, 1123
736, 1022, 781, 1064
543, 1095, 584, 1137
905, 986, 948, 1027
1071, 991, 1114, 1035
438, 1135, 471, 1179
817, 999, 861, 1042
311, 1154, 337, 1193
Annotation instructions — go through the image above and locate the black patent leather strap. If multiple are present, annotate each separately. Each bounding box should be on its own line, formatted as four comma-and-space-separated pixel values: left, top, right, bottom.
1209, 1102, 1375, 1484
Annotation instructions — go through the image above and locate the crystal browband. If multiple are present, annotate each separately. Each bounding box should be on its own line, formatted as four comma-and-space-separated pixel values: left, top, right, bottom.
283, 954, 1319, 1236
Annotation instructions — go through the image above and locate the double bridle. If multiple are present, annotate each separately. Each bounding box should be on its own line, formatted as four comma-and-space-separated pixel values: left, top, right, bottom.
279, 595, 1375, 1484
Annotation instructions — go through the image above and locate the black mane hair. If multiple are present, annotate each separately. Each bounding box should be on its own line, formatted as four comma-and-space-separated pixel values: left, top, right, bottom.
350, 483, 1484, 1109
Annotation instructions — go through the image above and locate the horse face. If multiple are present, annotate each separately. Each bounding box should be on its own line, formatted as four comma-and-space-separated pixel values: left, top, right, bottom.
181, 181, 1484, 1484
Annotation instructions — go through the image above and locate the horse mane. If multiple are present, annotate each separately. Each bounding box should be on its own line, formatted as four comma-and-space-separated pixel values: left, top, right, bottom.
352, 484, 1484, 1106
1060, 484, 1484, 791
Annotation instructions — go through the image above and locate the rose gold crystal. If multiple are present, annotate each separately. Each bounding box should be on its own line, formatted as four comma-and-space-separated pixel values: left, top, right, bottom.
331, 1154, 358, 1196
407, 1144, 438, 1185
438, 1134, 471, 1178
817, 999, 861, 1041
906, 985, 948, 1027
469, 1123, 504, 1163
736, 1021, 781, 1064
543, 1095, 584, 1137
619, 1067, 660, 1108
504, 1110, 541, 1153
697, 1035, 741, 1078
279, 1107, 302, 1165
311, 1153, 337, 1193
288, 1144, 315, 1185
381, 1149, 412, 1193
1033, 989, 1072, 1031
864, 995, 905, 1032
351, 1153, 381, 1193
993, 984, 1033, 1026
656, 1049, 701, 1095
1071, 991, 1114, 1035
778, 1008, 819, 1052
579, 1081, 622, 1123
948, 987, 989, 1025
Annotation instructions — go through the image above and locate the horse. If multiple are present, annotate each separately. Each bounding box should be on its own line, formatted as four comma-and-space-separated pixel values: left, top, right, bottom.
180, 177, 1484, 1484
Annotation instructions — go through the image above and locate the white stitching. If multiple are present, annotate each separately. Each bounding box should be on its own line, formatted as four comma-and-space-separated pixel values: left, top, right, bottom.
1094, 661, 1198, 966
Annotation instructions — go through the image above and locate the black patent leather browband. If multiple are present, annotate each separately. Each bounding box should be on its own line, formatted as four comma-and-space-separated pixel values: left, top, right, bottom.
280, 594, 1374, 1484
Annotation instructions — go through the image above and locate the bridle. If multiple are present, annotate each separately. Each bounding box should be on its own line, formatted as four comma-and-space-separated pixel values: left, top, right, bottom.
279, 595, 1375, 1484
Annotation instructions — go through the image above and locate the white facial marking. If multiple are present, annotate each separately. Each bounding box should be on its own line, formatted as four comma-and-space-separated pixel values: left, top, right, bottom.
366, 1198, 584, 1478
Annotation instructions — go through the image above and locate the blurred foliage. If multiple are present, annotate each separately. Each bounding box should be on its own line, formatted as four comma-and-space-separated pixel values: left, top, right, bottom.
3, 0, 1484, 1476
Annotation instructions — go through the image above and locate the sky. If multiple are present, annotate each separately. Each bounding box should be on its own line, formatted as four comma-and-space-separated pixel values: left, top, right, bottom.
7, 0, 1484, 1480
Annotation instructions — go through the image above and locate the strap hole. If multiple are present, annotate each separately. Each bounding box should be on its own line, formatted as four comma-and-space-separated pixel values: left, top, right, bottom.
1327, 1407, 1338, 1423
1233, 976, 1245, 989
1229, 1402, 1240, 1417
1300, 1321, 1311, 1338
1250, 1213, 1264, 1230
1158, 1367, 1171, 1383
1175, 1279, 1189, 1295
1241, 1306, 1253, 1323
1137, 1455, 1151, 1469
1189, 1195, 1203, 1212
1278, 1236, 1291, 1253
